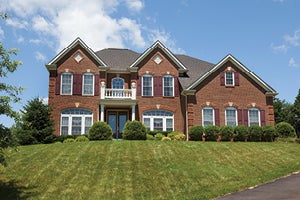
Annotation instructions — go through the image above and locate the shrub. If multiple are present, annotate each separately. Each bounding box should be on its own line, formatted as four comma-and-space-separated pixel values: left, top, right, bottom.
43, 135, 58, 144
234, 126, 249, 141
262, 126, 277, 142
123, 121, 147, 140
189, 125, 204, 141
147, 130, 170, 137
220, 126, 235, 141
75, 136, 89, 142
248, 126, 262, 142
161, 136, 171, 141
275, 122, 296, 138
146, 134, 155, 140
167, 131, 183, 140
14, 130, 37, 145
63, 138, 75, 143
89, 122, 112, 140
174, 133, 186, 141
154, 133, 164, 141
204, 125, 220, 141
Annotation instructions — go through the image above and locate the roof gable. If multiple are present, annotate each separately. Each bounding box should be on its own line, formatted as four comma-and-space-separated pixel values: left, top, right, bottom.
129, 40, 187, 72
46, 37, 107, 70
187, 54, 277, 95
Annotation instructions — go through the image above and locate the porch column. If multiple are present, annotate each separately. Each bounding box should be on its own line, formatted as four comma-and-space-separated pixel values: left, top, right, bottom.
100, 81, 105, 99
131, 82, 136, 100
100, 104, 104, 121
132, 105, 136, 121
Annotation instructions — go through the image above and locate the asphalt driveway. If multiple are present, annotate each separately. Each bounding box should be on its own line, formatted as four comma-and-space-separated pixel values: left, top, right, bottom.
216, 171, 300, 200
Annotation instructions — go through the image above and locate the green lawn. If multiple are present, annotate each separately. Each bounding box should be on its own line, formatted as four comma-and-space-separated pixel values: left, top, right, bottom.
1, 141, 300, 200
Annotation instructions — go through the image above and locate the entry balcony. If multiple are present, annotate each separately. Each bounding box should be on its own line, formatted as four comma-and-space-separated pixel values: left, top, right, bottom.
100, 81, 136, 100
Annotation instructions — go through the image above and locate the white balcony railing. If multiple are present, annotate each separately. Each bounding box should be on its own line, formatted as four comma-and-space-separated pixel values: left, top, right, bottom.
100, 82, 136, 100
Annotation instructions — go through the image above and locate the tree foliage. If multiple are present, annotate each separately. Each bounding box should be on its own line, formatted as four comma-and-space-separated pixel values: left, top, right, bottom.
273, 97, 293, 124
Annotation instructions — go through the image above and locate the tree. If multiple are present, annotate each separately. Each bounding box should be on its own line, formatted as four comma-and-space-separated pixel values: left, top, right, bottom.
273, 97, 293, 124
292, 89, 300, 137
15, 98, 54, 144
0, 13, 23, 166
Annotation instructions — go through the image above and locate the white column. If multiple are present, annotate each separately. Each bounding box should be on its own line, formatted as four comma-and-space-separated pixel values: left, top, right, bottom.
100, 104, 104, 122
100, 81, 105, 99
132, 105, 136, 121
131, 82, 136, 100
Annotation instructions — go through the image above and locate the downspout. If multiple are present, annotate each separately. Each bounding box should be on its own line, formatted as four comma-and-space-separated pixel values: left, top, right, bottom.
185, 94, 189, 141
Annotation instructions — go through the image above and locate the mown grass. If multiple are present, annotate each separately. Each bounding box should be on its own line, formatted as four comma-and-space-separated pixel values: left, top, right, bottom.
1, 141, 300, 200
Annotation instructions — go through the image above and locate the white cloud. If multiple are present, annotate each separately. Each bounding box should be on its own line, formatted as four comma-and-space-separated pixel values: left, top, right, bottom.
35, 51, 47, 61
288, 57, 298, 67
271, 43, 288, 53
0, 27, 4, 40
5, 18, 28, 29
17, 35, 24, 43
284, 29, 300, 47
2, 0, 181, 54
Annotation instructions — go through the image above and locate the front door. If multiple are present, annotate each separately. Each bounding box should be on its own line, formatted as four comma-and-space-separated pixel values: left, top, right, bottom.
108, 111, 127, 139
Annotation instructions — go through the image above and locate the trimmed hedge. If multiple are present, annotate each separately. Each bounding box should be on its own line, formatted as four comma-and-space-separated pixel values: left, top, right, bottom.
89, 122, 112, 140
275, 122, 296, 138
234, 126, 249, 141
189, 125, 204, 141
220, 126, 235, 141
204, 125, 220, 141
123, 120, 147, 140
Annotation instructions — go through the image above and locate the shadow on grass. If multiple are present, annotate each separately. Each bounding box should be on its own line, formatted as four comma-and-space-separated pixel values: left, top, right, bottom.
0, 180, 38, 200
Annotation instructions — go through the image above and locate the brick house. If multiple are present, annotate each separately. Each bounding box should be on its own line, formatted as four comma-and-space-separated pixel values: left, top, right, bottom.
46, 38, 277, 138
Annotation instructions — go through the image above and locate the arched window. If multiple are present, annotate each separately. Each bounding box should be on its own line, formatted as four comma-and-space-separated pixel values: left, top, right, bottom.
143, 110, 174, 131
225, 107, 237, 127
112, 77, 124, 89
249, 108, 260, 126
142, 74, 153, 96
61, 108, 93, 135
163, 75, 174, 96
202, 106, 214, 127
61, 72, 73, 95
82, 73, 94, 95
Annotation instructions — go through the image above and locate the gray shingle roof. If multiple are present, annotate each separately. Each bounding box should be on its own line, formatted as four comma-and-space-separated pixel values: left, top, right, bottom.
95, 48, 214, 89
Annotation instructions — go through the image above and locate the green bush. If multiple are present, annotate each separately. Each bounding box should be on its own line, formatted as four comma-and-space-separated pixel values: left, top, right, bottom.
63, 138, 75, 143
75, 136, 89, 142
220, 126, 235, 141
161, 136, 171, 141
167, 131, 183, 140
189, 125, 204, 141
147, 130, 170, 137
146, 134, 155, 140
275, 122, 296, 138
154, 133, 164, 141
123, 120, 146, 140
43, 134, 58, 144
248, 126, 262, 142
89, 122, 112, 140
174, 133, 186, 141
262, 126, 277, 142
234, 126, 249, 141
14, 130, 37, 145
204, 125, 220, 141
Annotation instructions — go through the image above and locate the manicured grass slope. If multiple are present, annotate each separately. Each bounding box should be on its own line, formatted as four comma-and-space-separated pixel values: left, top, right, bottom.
1, 141, 300, 200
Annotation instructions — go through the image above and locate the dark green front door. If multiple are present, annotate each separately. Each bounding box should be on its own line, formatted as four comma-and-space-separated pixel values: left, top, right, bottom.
108, 111, 127, 139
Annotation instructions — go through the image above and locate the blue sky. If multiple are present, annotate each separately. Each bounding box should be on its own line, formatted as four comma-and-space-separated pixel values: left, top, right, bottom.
0, 0, 300, 127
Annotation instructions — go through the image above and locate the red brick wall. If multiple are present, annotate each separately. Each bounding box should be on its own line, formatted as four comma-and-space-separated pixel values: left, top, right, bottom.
48, 47, 100, 136
136, 49, 185, 133
187, 61, 275, 130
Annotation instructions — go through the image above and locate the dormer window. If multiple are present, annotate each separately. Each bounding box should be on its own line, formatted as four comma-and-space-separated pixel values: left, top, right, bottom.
225, 71, 234, 86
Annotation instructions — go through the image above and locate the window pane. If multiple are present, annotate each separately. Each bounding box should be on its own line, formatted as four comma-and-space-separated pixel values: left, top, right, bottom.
61, 117, 69, 135
154, 118, 163, 131
226, 107, 237, 127
112, 78, 124, 89
225, 71, 234, 86
72, 117, 82, 135
164, 76, 173, 96
83, 74, 94, 95
143, 118, 150, 131
249, 108, 260, 126
143, 75, 152, 96
61, 73, 72, 94
166, 118, 173, 131
85, 117, 92, 134
203, 107, 214, 127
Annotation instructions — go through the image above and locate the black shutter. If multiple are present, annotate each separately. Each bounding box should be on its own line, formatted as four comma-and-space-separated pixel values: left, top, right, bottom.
55, 73, 61, 95
260, 110, 266, 126
94, 74, 99, 96
174, 77, 179, 97
73, 74, 82, 95
220, 72, 225, 86
238, 109, 243, 125
215, 109, 220, 126
137, 77, 141, 96
243, 109, 249, 126
235, 72, 240, 86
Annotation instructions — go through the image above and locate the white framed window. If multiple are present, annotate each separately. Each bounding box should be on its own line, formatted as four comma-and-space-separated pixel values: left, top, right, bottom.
142, 74, 153, 96
143, 110, 174, 131
61, 72, 73, 95
112, 77, 124, 89
225, 107, 237, 127
82, 73, 94, 95
202, 106, 214, 127
60, 108, 93, 135
249, 108, 260, 126
163, 75, 174, 96
225, 71, 234, 86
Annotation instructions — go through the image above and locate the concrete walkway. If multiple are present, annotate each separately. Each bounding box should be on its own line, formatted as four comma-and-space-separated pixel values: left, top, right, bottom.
216, 171, 300, 200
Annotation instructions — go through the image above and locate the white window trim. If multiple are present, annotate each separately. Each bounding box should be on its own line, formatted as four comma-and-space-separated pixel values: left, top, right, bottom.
202, 106, 215, 127
163, 75, 174, 97
225, 71, 235, 86
142, 74, 153, 96
60, 111, 93, 135
61, 72, 73, 95
142, 110, 174, 131
225, 107, 237, 127
248, 108, 261, 126
82, 73, 95, 96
